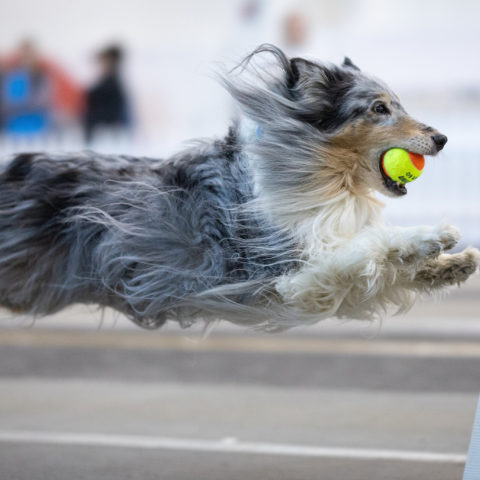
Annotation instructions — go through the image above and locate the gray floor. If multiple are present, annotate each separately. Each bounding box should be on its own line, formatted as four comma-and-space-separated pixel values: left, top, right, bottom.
0, 279, 480, 480
0, 444, 466, 480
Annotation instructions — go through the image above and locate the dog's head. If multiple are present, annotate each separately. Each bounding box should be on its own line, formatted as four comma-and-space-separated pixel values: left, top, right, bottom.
306, 56, 447, 197
226, 45, 446, 201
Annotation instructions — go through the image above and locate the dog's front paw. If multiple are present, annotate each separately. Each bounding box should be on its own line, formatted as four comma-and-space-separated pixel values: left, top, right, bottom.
414, 247, 480, 287
437, 224, 461, 251
388, 225, 461, 266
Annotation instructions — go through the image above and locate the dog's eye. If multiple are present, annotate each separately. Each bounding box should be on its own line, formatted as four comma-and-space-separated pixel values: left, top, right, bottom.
372, 103, 390, 115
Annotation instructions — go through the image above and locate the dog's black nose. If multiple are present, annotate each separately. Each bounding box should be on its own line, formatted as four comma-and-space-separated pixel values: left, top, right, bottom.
432, 134, 448, 150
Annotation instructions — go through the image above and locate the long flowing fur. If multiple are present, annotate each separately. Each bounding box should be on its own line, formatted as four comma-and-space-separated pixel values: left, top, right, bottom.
0, 44, 478, 330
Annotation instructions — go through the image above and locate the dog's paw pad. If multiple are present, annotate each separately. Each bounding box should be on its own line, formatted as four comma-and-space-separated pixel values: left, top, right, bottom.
409, 238, 442, 262
440, 248, 479, 284
389, 241, 441, 266
459, 248, 480, 275
437, 225, 461, 251
423, 240, 443, 257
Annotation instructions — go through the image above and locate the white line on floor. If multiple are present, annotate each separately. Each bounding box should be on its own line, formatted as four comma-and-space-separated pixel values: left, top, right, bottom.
0, 430, 466, 464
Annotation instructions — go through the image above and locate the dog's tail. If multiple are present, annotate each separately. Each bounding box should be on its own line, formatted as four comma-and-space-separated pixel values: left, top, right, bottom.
0, 153, 104, 315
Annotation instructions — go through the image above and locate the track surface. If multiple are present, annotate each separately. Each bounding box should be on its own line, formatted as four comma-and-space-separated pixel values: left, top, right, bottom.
1, 278, 480, 480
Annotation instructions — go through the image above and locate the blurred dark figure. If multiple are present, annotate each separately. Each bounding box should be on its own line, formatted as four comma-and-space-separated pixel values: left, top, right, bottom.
1, 40, 83, 137
84, 45, 130, 143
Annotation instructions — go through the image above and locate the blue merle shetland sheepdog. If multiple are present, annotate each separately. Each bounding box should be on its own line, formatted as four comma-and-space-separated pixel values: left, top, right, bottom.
0, 44, 477, 331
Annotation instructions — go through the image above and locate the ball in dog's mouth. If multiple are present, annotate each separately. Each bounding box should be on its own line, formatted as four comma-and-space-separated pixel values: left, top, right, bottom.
379, 149, 427, 196
379, 155, 408, 196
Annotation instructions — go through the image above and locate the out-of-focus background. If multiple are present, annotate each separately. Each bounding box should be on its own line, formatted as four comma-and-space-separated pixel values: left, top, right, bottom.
0, 0, 479, 240
0, 1, 479, 480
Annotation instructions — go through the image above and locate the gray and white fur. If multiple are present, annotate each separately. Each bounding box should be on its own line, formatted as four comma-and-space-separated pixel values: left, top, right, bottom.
0, 44, 477, 331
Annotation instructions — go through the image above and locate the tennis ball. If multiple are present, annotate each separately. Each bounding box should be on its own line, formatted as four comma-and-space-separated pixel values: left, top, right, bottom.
382, 148, 425, 184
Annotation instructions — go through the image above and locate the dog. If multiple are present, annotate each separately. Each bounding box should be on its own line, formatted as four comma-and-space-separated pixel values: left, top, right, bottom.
0, 44, 478, 331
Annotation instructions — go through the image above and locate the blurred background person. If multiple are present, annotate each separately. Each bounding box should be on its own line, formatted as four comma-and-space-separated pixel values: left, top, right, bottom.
1, 39, 83, 139
1, 40, 51, 137
83, 45, 131, 144
283, 11, 309, 49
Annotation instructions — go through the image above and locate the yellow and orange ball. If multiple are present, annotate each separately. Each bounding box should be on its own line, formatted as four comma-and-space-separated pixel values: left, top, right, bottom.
382, 148, 425, 184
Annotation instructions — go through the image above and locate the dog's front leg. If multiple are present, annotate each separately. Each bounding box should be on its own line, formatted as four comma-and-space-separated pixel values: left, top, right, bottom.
384, 224, 461, 270
275, 224, 478, 319
386, 225, 480, 291
275, 228, 407, 318
403, 248, 480, 291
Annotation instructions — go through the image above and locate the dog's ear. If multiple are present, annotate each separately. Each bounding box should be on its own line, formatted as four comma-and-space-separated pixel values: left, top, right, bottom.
289, 58, 349, 91
342, 57, 360, 71
288, 57, 321, 89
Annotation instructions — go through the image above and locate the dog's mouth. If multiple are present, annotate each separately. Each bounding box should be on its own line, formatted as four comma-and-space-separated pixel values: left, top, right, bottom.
380, 164, 407, 196
378, 150, 428, 197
